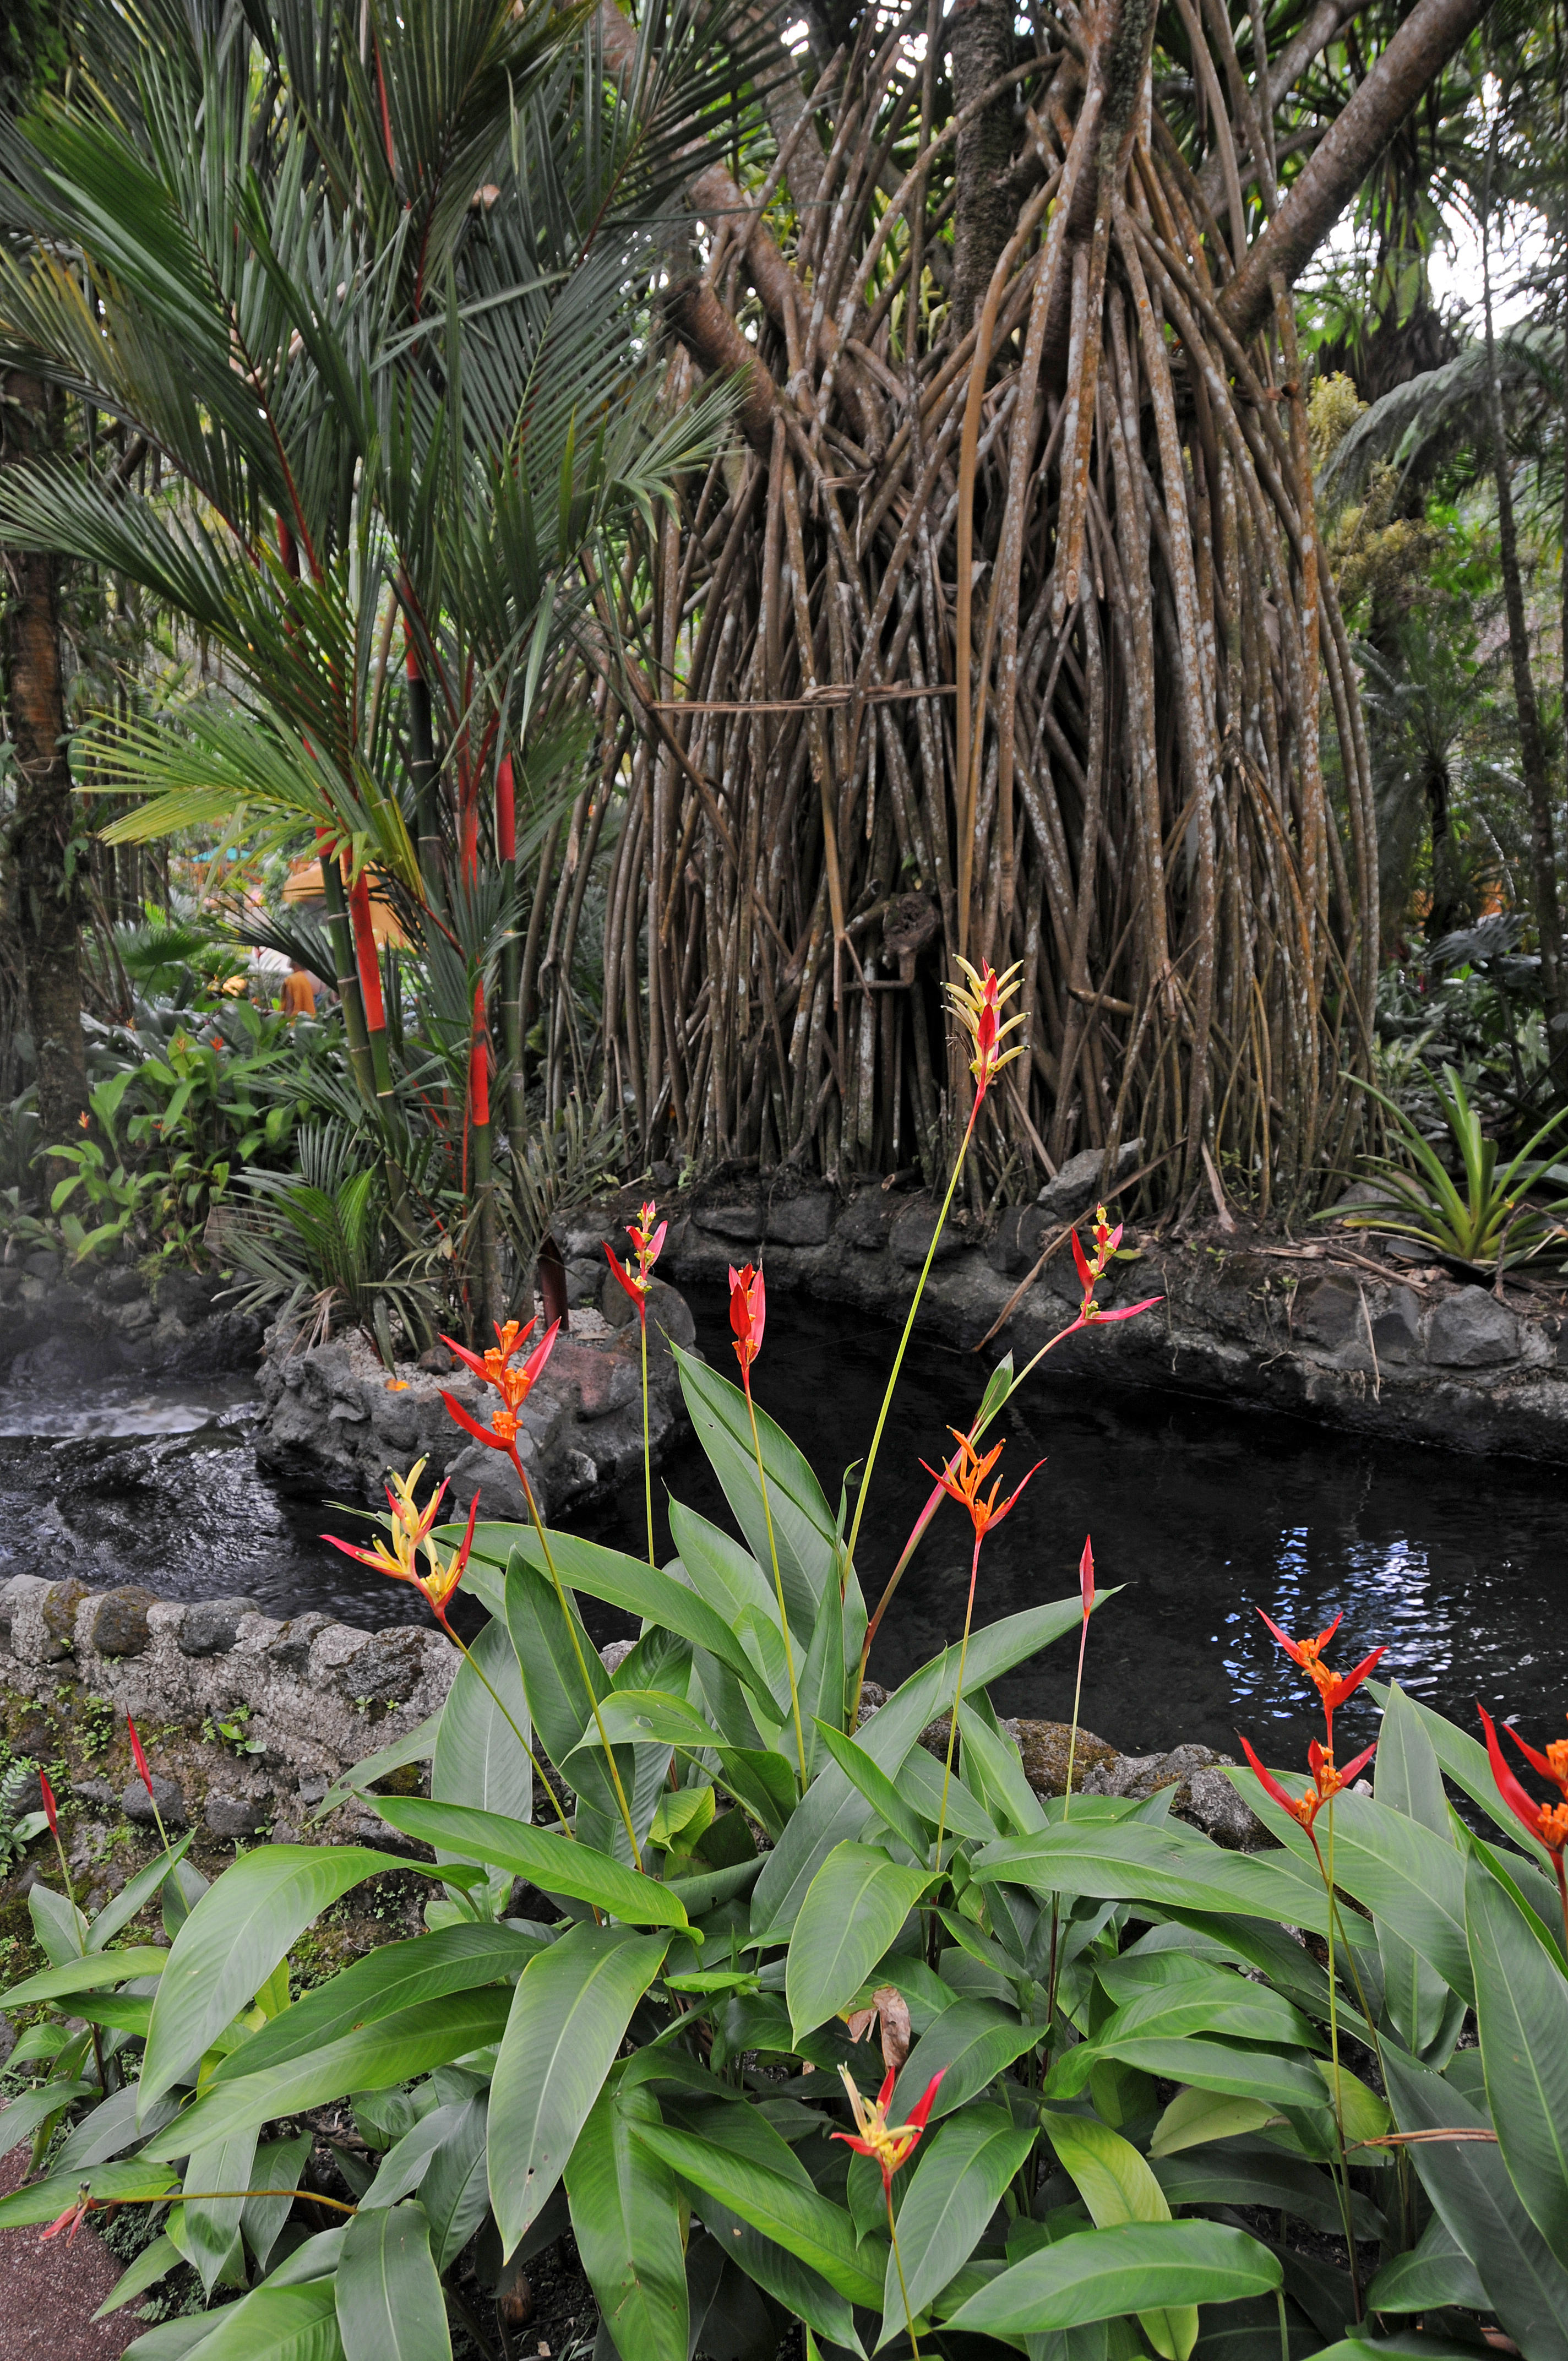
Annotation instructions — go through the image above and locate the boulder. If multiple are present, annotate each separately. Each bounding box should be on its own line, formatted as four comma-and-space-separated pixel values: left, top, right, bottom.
693, 1203, 764, 1243
204, 1789, 273, 1838
1082, 1743, 1264, 1849
41, 1578, 90, 1657
765, 1194, 835, 1247
890, 1198, 967, 1269
1036, 1139, 1142, 1226
267, 1611, 335, 1673
1292, 1278, 1362, 1349
1426, 1288, 1519, 1369
84, 1585, 158, 1658
1370, 1287, 1422, 1362
836, 1193, 894, 1252
1010, 1719, 1120, 1796
179, 1597, 261, 1656
122, 1774, 187, 1830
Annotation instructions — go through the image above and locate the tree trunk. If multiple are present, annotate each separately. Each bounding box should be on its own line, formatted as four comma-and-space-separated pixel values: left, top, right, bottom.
950, 0, 1019, 333
3, 368, 88, 1177
1483, 182, 1563, 1026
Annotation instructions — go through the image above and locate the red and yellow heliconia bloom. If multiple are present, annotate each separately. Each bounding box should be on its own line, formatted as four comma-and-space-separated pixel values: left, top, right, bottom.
729, 1262, 766, 1377
1478, 1704, 1568, 1859
945, 959, 1026, 1103
326, 1457, 481, 1624
440, 1316, 560, 1450
605, 1200, 667, 1313
832, 2064, 946, 2192
1070, 1203, 1163, 1329
921, 1428, 1042, 1543
1256, 1608, 1385, 1743
1238, 1732, 1378, 1835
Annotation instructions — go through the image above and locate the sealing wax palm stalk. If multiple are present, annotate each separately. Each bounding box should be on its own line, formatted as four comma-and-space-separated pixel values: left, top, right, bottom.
853, 1199, 1162, 1716
1240, 1611, 1387, 2318
605, 1200, 668, 1566
729, 1260, 808, 1791
326, 1453, 573, 1840
440, 1319, 643, 1861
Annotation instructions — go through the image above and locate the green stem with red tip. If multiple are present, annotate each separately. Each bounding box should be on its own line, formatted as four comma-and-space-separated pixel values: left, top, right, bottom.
743, 1372, 808, 1793
933, 1530, 982, 1874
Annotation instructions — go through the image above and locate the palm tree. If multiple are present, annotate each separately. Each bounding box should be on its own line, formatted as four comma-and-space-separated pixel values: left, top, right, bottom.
0, 0, 748, 1321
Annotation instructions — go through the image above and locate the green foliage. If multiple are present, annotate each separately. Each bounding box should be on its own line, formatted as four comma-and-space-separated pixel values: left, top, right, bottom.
1329, 1060, 1568, 1265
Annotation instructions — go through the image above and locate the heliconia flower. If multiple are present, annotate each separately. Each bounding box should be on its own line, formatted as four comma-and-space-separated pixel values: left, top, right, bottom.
1237, 1732, 1377, 1835
1079, 1535, 1095, 1618
831, 2063, 946, 2192
40, 2192, 92, 2243
326, 1466, 481, 1624
1479, 1705, 1568, 1859
1070, 1202, 1163, 1329
39, 1769, 58, 1839
440, 1320, 560, 1450
606, 1200, 667, 1311
729, 1263, 766, 1377
1500, 1714, 1568, 1803
128, 1717, 155, 1800
1256, 1608, 1386, 1737
920, 1428, 1043, 1543
945, 959, 1026, 1102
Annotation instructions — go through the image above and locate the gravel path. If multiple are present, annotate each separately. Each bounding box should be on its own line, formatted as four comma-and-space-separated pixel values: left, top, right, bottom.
0, 2141, 139, 2358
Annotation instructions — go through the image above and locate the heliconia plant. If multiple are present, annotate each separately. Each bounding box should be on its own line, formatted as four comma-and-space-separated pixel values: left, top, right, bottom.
4, 974, 1566, 2361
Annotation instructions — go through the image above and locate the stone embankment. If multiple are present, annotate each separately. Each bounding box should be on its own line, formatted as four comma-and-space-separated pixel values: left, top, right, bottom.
0, 1252, 261, 1384
562, 1151, 1568, 1464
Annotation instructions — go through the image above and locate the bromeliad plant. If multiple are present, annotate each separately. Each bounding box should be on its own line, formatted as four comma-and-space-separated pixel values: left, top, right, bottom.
6, 986, 1568, 2361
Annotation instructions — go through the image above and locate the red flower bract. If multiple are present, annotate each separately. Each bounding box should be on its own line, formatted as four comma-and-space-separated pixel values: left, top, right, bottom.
1238, 1731, 1378, 1835
606, 1199, 667, 1310
1479, 1703, 1568, 1858
128, 1716, 155, 1799
729, 1262, 766, 1375
440, 1318, 560, 1450
919, 1428, 1042, 1542
831, 2064, 946, 2191
1256, 1607, 1385, 1742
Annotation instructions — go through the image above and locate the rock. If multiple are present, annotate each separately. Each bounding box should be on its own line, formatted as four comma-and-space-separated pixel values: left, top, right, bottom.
600, 1639, 636, 1676
297, 1775, 329, 1808
95, 1267, 145, 1306
565, 1257, 602, 1308
1011, 1719, 1120, 1796
988, 1205, 1049, 1277
836, 1194, 893, 1252
122, 1775, 187, 1830
889, 1198, 966, 1268
1293, 1278, 1362, 1349
765, 1195, 834, 1247
268, 1611, 336, 1672
70, 1780, 116, 1810
22, 1249, 60, 1282
693, 1203, 764, 1242
7, 1767, 43, 1815
1370, 1287, 1422, 1361
1426, 1288, 1520, 1369
157, 1270, 219, 1324
646, 1279, 696, 1351
179, 1597, 260, 1656
1036, 1139, 1142, 1226
313, 1624, 429, 1705
1082, 1743, 1264, 1849
41, 1578, 90, 1656
84, 1585, 158, 1658
0, 2013, 14, 2070
204, 1789, 273, 1838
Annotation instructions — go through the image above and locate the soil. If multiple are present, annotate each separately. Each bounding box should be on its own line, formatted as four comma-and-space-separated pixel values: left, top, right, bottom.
0, 2139, 139, 2359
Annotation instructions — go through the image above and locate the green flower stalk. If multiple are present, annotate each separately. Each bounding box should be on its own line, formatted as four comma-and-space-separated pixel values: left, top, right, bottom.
604, 1199, 669, 1568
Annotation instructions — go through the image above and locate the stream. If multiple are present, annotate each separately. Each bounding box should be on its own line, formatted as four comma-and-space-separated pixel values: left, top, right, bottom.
1, 1285, 1561, 1762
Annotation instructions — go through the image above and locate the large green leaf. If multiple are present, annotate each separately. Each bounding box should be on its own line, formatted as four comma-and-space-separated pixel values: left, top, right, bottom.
1468, 1845, 1568, 2266
88, 1837, 197, 1952
140, 1848, 414, 2107
0, 1946, 170, 2006
565, 2078, 688, 2361
1385, 2047, 1568, 2360
420, 2096, 491, 2273
633, 2117, 888, 2305
243, 2135, 312, 2276
1152, 2146, 1383, 2240
787, 1843, 934, 2041
498, 1524, 778, 1707
141, 2281, 344, 2361
1239, 1786, 1472, 2000
1365, 2214, 1487, 2313
432, 1614, 532, 1830
674, 1343, 840, 1625
183, 2125, 258, 2295
1045, 2112, 1198, 2361
796, 1580, 844, 1785
888, 1996, 1042, 2120
214, 1924, 545, 2085
1076, 2036, 1331, 2119
753, 1595, 1096, 1940
812, 1721, 933, 1857
972, 1823, 1336, 1938
1368, 1681, 1559, 1883
336, 2202, 450, 2361
488, 1922, 669, 2255
368, 1798, 690, 1927
498, 1547, 624, 1833
941, 2223, 1282, 2333
879, 2104, 1035, 2342
142, 1989, 514, 2163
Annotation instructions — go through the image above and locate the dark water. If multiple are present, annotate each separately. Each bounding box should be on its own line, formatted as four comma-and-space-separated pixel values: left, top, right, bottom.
2, 1288, 1564, 1762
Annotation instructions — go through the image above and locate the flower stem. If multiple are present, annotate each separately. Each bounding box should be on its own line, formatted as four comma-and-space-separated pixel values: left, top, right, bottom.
1316, 1804, 1363, 2322
640, 1307, 654, 1568
744, 1377, 808, 1792
886, 2179, 921, 2361
843, 1103, 977, 1594
508, 1444, 644, 1868
437, 1614, 574, 1840
933, 1533, 981, 1872
1062, 1607, 1091, 1822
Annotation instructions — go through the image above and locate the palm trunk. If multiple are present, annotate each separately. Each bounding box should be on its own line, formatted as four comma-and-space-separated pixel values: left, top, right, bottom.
3, 369, 88, 1178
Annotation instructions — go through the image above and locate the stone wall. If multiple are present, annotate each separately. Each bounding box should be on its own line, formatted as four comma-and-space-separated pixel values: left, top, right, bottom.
562, 1169, 1568, 1464
0, 1252, 262, 1385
